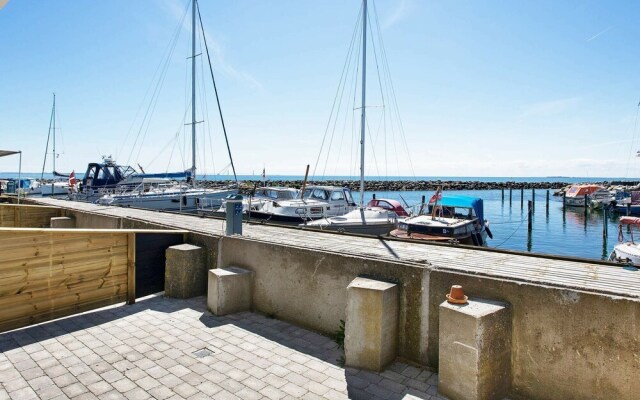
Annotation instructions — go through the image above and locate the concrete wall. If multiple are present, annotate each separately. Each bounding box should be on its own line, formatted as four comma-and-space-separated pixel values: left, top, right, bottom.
427, 271, 640, 400
68, 210, 122, 229
217, 236, 431, 364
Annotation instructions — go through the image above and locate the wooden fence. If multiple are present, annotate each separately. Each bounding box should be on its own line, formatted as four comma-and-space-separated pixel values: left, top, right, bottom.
0, 228, 186, 332
0, 204, 63, 228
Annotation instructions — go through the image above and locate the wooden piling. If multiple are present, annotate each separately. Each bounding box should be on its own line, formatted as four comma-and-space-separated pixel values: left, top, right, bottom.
501, 188, 504, 202
372, 193, 376, 200
603, 207, 608, 238
521, 188, 524, 210
528, 200, 533, 232
509, 187, 512, 207
532, 188, 535, 212
584, 194, 588, 218
127, 233, 136, 305
546, 189, 550, 212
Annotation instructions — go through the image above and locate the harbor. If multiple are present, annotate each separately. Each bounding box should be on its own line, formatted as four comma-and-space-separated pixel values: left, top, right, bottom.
2, 0, 640, 399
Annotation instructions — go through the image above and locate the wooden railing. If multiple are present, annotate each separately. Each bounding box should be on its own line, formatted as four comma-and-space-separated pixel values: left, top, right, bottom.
0, 228, 186, 332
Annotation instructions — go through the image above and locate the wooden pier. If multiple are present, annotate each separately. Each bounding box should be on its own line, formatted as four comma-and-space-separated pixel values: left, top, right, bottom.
28, 197, 640, 300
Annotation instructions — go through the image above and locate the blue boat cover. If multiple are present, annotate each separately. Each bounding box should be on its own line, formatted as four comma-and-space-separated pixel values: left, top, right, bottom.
438, 195, 484, 223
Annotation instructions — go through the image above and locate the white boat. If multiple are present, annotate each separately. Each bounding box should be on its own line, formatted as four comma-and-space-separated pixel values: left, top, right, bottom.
200, 186, 300, 215
97, 178, 236, 212
390, 192, 492, 246
249, 185, 357, 223
564, 184, 608, 207
32, 93, 72, 196
96, 0, 238, 211
305, 199, 410, 235
609, 216, 640, 264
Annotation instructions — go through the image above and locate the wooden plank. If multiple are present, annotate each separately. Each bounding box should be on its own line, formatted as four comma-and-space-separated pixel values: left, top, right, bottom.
127, 233, 136, 305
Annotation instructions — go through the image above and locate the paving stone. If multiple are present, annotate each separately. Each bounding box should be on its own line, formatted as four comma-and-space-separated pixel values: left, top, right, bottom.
8, 385, 39, 400
78, 371, 102, 386
136, 376, 160, 391
173, 382, 198, 398
111, 378, 137, 393
97, 389, 127, 400
62, 382, 88, 397
123, 387, 152, 400
281, 382, 307, 397
52, 372, 78, 388
87, 380, 113, 396
234, 387, 262, 400
148, 385, 175, 400
196, 381, 222, 396
259, 385, 287, 400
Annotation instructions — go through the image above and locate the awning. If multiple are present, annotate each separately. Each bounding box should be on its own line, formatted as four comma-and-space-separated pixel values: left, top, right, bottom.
0, 150, 20, 158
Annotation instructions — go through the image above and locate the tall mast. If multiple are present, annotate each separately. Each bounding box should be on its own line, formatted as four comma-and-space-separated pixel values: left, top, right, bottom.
359, 0, 367, 207
191, 0, 197, 187
52, 93, 56, 175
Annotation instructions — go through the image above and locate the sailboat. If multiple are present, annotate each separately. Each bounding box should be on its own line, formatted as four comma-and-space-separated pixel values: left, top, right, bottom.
304, 0, 409, 235
33, 93, 72, 196
96, 0, 238, 211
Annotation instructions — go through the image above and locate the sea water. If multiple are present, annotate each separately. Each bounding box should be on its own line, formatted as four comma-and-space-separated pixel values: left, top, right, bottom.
353, 189, 622, 262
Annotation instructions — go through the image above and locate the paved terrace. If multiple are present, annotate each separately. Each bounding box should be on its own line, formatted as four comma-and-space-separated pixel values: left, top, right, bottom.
0, 295, 443, 400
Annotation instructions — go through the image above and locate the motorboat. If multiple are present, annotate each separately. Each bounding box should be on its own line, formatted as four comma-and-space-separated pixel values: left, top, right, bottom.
564, 184, 608, 207
198, 186, 299, 215
390, 193, 492, 246
304, 199, 410, 235
612, 191, 640, 215
249, 185, 357, 223
609, 216, 640, 264
71, 156, 137, 202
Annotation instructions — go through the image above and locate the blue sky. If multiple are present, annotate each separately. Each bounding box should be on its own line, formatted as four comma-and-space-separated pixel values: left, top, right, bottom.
1, 0, 639, 178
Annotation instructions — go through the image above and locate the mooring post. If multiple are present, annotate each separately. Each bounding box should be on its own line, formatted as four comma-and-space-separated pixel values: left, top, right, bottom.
603, 207, 608, 238
584, 194, 588, 218
562, 192, 566, 210
372, 193, 376, 200
627, 203, 631, 216
501, 188, 504, 203
532, 188, 535, 212
520, 188, 524, 210
546, 189, 550, 212
528, 200, 532, 232
509, 187, 512, 207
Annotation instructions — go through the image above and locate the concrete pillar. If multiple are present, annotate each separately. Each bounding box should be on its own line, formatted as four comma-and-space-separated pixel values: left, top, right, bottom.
207, 266, 253, 316
344, 277, 399, 371
439, 298, 512, 400
165, 244, 207, 298
50, 216, 75, 228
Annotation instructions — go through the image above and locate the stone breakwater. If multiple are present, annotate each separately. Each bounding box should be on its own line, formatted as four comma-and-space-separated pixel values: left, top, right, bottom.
196, 179, 592, 192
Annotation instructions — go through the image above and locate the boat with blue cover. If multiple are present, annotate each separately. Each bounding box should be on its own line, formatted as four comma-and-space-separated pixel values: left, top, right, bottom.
390, 192, 492, 246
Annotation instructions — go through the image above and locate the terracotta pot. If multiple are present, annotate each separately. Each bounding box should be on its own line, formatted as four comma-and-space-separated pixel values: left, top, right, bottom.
446, 285, 468, 304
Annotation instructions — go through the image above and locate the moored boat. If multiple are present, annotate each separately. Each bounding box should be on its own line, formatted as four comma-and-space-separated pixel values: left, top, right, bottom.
250, 185, 356, 223
564, 184, 608, 207
390, 193, 491, 246
609, 216, 640, 264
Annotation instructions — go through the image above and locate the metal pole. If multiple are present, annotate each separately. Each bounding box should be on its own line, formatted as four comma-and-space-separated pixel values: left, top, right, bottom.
52, 93, 56, 176
358, 0, 367, 208
17, 151, 22, 204
191, 0, 197, 188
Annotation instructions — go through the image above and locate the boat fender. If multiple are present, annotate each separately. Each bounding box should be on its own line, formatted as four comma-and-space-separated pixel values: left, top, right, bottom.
484, 220, 493, 239
182, 195, 187, 206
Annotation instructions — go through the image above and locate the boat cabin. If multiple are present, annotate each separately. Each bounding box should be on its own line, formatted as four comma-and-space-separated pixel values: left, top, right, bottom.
565, 184, 605, 198
367, 199, 410, 217
302, 186, 356, 206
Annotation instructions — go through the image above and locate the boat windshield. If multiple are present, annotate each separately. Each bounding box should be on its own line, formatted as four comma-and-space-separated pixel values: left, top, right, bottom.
264, 189, 298, 200
428, 205, 476, 220
303, 188, 330, 201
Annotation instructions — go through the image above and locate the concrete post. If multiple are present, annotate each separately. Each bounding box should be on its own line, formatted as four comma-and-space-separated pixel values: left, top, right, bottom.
207, 266, 253, 316
344, 277, 399, 372
165, 244, 207, 298
439, 298, 512, 400
50, 216, 75, 228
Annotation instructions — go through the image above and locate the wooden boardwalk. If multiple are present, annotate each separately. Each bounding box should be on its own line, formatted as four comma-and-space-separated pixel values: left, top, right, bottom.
31, 197, 640, 299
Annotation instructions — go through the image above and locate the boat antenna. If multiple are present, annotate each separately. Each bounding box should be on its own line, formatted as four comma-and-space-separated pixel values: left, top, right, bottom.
196, 0, 238, 184
359, 0, 367, 207
41, 93, 55, 180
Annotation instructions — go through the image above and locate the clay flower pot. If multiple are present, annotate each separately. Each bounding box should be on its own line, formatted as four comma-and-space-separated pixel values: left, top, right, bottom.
446, 285, 468, 304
